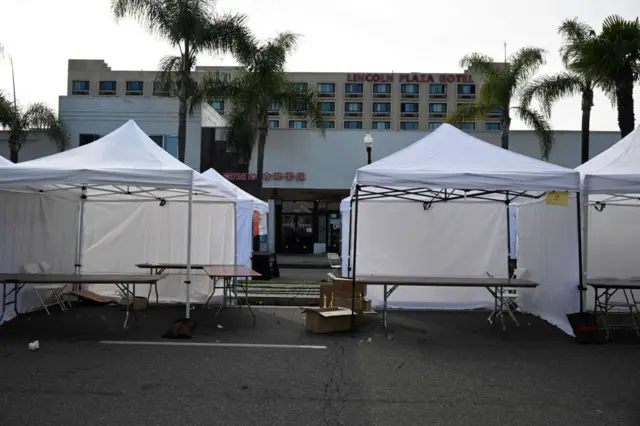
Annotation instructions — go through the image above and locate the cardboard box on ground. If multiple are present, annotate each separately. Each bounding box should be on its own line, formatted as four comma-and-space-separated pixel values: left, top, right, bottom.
302, 307, 354, 333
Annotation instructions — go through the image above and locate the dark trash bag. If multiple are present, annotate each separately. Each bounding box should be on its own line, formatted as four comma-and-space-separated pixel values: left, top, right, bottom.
162, 318, 197, 339
567, 312, 604, 344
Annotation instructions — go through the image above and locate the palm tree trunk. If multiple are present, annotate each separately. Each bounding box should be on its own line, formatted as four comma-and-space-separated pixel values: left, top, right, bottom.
9, 136, 18, 163
255, 112, 268, 200
615, 78, 635, 138
177, 42, 190, 163
580, 89, 593, 164
500, 112, 511, 150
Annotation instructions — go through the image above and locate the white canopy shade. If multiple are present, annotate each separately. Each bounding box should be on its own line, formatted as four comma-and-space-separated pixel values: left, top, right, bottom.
0, 155, 11, 165
0, 120, 236, 201
577, 125, 640, 194
353, 124, 580, 193
202, 168, 268, 213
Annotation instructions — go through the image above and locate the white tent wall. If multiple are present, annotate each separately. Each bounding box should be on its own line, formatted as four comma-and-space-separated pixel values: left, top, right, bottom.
0, 191, 79, 324
81, 200, 235, 303
354, 199, 508, 309
584, 202, 640, 309
516, 197, 580, 335
235, 200, 254, 269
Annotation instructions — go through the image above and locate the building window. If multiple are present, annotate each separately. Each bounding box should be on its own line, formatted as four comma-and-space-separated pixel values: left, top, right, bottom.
428, 122, 442, 130
344, 102, 363, 117
318, 102, 335, 117
150, 135, 179, 158
429, 84, 447, 98
323, 120, 335, 129
401, 84, 420, 98
289, 120, 307, 129
269, 120, 280, 129
400, 122, 419, 130
457, 122, 476, 131
98, 81, 117, 95
345, 83, 363, 97
429, 103, 447, 118
126, 81, 144, 96
485, 122, 501, 131
153, 81, 169, 96
79, 133, 101, 146
372, 121, 391, 130
268, 103, 280, 116
343, 121, 363, 129
317, 83, 335, 97
372, 102, 391, 118
487, 106, 502, 119
210, 100, 225, 114
373, 83, 391, 98
72, 80, 90, 95
294, 82, 308, 92
457, 84, 476, 99
400, 102, 419, 117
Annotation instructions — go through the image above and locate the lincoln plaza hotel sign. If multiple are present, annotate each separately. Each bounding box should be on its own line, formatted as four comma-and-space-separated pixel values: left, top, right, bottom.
346, 73, 474, 84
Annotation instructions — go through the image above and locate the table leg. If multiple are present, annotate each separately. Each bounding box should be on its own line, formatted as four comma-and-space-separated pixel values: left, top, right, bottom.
1, 283, 6, 322
124, 283, 130, 329
243, 276, 256, 326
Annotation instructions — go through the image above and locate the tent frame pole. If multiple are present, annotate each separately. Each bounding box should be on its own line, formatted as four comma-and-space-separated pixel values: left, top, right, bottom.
74, 185, 87, 280
351, 185, 360, 330
505, 191, 512, 277
185, 188, 193, 318
576, 192, 585, 312
347, 197, 354, 278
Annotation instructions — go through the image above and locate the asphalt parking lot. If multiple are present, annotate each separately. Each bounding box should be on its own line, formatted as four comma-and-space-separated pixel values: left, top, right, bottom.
0, 305, 638, 425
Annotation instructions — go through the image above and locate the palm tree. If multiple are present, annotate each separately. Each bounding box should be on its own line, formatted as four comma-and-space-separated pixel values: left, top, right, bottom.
446, 47, 554, 159
111, 0, 253, 163
521, 19, 596, 164
0, 100, 69, 162
199, 32, 325, 198
573, 15, 640, 138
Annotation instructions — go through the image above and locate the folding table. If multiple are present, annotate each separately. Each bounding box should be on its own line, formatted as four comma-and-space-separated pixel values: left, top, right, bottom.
586, 278, 640, 338
353, 275, 538, 330
202, 265, 262, 325
0, 273, 167, 328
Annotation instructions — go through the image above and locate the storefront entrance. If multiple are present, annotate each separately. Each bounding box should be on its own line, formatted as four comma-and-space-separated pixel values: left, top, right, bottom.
280, 213, 314, 253
275, 200, 343, 254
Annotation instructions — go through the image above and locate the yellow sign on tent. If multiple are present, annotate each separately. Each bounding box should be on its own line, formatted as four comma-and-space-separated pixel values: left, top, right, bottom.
546, 191, 569, 206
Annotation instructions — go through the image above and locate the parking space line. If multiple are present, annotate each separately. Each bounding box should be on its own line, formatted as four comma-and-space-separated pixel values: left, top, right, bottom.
100, 340, 327, 349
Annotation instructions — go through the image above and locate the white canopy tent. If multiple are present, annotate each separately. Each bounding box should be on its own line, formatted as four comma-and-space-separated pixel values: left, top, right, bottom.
202, 168, 268, 269
0, 120, 236, 323
576, 125, 640, 309
0, 155, 11, 165
347, 124, 582, 334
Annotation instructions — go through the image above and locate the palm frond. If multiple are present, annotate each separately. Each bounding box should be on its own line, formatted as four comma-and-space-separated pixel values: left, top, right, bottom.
199, 13, 254, 59
459, 53, 500, 78
275, 84, 325, 134
507, 47, 546, 92
0, 92, 13, 127
558, 18, 596, 67
512, 106, 554, 159
445, 102, 490, 124
111, 0, 173, 41
223, 103, 260, 162
520, 72, 583, 116
23, 103, 69, 151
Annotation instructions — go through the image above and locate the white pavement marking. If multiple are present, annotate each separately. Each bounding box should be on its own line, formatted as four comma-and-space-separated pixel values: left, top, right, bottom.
100, 340, 327, 350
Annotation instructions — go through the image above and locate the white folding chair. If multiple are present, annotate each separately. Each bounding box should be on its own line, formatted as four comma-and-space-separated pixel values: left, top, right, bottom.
38, 261, 73, 310
22, 262, 67, 315
327, 253, 341, 276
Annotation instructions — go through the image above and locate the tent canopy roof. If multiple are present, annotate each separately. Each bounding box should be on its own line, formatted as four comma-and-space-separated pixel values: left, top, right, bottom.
353, 124, 580, 195
577, 125, 640, 193
202, 168, 268, 213
0, 120, 235, 202
0, 155, 11, 165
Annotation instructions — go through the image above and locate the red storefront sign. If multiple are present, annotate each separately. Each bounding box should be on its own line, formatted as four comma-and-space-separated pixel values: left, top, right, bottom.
223, 172, 306, 182
346, 73, 473, 84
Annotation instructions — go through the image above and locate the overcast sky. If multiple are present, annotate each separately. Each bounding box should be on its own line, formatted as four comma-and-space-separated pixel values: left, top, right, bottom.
1, 0, 639, 131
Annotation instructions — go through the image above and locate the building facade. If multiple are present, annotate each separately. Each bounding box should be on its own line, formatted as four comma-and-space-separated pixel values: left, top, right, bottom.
2, 59, 616, 255
67, 59, 495, 131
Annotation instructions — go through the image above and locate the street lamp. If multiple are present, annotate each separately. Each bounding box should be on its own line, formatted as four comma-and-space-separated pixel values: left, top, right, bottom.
364, 132, 374, 165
